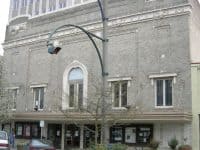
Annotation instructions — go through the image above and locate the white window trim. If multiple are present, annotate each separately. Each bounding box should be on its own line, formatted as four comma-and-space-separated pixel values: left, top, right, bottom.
6, 86, 19, 91
108, 77, 132, 87
62, 60, 88, 110
154, 79, 174, 109
149, 73, 176, 108
145, 0, 156, 2
6, 87, 19, 111
110, 80, 129, 109
68, 82, 83, 109
149, 73, 177, 85
30, 84, 47, 111
30, 83, 47, 92
30, 84, 47, 88
32, 87, 45, 111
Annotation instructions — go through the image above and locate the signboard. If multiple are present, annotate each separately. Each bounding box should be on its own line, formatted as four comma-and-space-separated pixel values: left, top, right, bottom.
40, 120, 45, 128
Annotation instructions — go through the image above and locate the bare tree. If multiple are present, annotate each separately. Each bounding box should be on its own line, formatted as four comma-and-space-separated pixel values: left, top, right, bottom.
50, 76, 141, 146
0, 57, 13, 124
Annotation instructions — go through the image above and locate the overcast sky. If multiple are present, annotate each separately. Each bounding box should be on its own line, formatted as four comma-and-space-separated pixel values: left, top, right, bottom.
0, 1, 200, 56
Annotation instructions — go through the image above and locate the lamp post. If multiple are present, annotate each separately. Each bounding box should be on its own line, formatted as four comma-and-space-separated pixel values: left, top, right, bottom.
46, 0, 108, 145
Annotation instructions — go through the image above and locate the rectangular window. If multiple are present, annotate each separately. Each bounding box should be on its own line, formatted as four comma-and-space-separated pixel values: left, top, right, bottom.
125, 127, 136, 144
8, 89, 17, 110
69, 84, 75, 107
121, 82, 127, 106
114, 83, 120, 107
15, 122, 40, 138
137, 127, 151, 144
110, 125, 153, 145
69, 83, 83, 108
78, 84, 83, 108
111, 127, 123, 142
33, 87, 44, 110
16, 124, 23, 136
156, 79, 172, 107
24, 124, 31, 137
112, 81, 128, 108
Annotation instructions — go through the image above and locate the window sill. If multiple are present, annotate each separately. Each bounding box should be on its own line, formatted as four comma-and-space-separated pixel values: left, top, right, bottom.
67, 107, 76, 109
155, 106, 173, 109
112, 107, 127, 110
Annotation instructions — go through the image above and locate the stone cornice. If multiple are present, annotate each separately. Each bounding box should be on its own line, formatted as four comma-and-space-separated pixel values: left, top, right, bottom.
3, 4, 192, 49
12, 111, 192, 123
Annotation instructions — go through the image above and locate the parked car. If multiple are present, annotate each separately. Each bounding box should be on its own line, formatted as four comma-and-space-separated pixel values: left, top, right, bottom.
0, 131, 9, 150
28, 139, 56, 150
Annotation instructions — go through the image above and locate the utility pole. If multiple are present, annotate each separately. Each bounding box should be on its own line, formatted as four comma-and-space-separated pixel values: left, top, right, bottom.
101, 0, 108, 144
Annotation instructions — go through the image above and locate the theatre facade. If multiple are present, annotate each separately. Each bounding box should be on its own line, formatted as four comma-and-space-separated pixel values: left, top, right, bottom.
3, 0, 200, 149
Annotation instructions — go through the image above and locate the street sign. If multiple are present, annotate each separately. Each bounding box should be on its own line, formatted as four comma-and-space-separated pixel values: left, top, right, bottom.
40, 120, 44, 128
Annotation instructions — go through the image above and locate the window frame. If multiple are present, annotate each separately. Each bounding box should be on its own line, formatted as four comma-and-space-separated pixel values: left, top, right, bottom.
33, 87, 44, 110
62, 60, 88, 110
10, 89, 18, 110
149, 73, 177, 109
30, 84, 47, 111
68, 68, 84, 109
155, 78, 173, 108
109, 79, 130, 109
15, 122, 40, 139
110, 124, 153, 145
6, 87, 19, 111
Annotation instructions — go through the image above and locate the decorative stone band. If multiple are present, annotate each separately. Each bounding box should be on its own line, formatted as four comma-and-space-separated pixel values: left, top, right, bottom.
13, 111, 192, 123
3, 4, 192, 49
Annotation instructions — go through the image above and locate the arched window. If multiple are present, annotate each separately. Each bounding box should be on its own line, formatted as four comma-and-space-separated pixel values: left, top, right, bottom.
68, 68, 83, 108
62, 61, 88, 110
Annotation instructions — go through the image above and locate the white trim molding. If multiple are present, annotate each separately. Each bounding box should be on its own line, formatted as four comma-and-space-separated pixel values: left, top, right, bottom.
30, 83, 48, 88
6, 86, 20, 90
107, 76, 132, 87
30, 83, 48, 93
149, 73, 177, 85
3, 4, 192, 49
62, 60, 88, 110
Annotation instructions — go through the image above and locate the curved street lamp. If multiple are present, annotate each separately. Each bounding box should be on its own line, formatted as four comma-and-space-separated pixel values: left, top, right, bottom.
47, 24, 107, 76
46, 0, 108, 145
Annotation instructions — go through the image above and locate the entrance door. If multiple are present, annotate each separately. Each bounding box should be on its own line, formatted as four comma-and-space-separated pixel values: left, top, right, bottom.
65, 125, 80, 148
48, 124, 62, 149
84, 125, 100, 148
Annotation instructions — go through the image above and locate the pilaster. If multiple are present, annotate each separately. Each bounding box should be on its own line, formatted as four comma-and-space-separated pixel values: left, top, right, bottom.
46, 0, 49, 12
80, 125, 84, 149
32, 0, 36, 15
61, 123, 65, 150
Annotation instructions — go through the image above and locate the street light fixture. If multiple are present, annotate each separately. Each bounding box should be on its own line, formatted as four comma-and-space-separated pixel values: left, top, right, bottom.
46, 0, 108, 144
